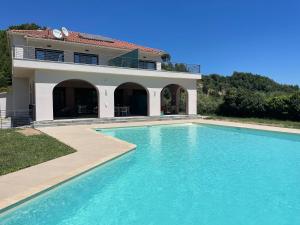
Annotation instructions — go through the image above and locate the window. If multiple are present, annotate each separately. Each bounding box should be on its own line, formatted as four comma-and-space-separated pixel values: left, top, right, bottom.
138, 60, 156, 70
35, 48, 64, 62
74, 52, 98, 65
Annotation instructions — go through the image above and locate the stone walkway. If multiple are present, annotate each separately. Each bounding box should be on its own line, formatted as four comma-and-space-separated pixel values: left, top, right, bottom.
1, 119, 300, 211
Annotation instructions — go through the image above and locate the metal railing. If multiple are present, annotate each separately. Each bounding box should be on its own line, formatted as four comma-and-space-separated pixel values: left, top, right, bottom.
12, 45, 201, 74
0, 109, 33, 129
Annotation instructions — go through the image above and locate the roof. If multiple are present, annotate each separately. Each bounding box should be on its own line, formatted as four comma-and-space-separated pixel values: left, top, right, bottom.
9, 29, 165, 54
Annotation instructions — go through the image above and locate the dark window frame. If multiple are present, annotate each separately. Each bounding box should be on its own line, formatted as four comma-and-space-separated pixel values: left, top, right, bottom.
74, 52, 99, 65
138, 60, 157, 70
35, 48, 64, 62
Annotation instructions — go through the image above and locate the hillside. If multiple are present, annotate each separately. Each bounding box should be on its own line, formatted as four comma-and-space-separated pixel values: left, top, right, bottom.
198, 72, 300, 121
201, 72, 299, 96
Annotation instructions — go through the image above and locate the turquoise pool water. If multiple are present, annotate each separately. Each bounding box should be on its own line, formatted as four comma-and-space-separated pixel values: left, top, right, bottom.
1, 124, 300, 225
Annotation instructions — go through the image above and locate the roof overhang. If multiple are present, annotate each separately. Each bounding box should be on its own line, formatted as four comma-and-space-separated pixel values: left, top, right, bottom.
8, 31, 168, 56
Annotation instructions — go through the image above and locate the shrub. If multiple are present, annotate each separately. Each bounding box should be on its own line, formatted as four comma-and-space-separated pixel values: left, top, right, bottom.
288, 92, 300, 120
197, 92, 223, 115
266, 95, 290, 119
218, 89, 267, 117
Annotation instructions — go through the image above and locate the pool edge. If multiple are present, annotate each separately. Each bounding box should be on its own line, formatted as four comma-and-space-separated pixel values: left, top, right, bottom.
1, 118, 299, 214
0, 144, 136, 215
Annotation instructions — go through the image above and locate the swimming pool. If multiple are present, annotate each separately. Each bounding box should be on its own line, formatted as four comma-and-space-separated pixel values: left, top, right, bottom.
1, 124, 300, 225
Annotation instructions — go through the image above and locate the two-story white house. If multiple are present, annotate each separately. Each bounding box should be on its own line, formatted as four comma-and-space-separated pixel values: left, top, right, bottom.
7, 28, 201, 123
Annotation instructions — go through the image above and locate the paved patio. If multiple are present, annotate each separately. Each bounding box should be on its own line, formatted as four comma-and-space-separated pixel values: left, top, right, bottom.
1, 118, 300, 211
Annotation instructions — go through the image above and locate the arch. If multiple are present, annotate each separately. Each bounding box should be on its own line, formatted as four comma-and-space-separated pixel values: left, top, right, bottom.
161, 84, 188, 115
52, 79, 99, 119
114, 82, 149, 117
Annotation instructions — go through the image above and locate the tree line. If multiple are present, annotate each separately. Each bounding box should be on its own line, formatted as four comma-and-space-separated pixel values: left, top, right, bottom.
198, 72, 300, 121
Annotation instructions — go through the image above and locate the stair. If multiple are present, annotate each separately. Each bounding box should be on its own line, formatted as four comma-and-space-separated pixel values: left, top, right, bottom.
33, 115, 203, 128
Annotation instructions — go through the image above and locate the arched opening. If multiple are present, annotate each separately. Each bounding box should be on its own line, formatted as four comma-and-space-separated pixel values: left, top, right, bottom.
161, 84, 187, 115
114, 82, 148, 117
53, 79, 98, 119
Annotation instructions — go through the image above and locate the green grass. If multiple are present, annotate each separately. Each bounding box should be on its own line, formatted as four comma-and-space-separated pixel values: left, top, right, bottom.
0, 129, 76, 176
206, 115, 300, 129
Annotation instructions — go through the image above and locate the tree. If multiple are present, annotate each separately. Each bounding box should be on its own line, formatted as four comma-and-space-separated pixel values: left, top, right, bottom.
174, 63, 188, 72
0, 30, 11, 89
8, 23, 45, 30
0, 23, 44, 89
178, 88, 187, 113
161, 62, 188, 72
218, 89, 267, 117
266, 95, 290, 119
199, 72, 299, 97
288, 92, 300, 120
197, 72, 300, 121
197, 92, 223, 115
229, 72, 299, 93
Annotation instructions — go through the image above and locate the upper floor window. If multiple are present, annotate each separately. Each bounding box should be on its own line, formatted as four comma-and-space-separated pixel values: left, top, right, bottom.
35, 48, 64, 62
74, 52, 98, 65
138, 60, 156, 70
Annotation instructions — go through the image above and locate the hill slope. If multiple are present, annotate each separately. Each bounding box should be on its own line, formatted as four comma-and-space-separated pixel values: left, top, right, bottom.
198, 72, 300, 120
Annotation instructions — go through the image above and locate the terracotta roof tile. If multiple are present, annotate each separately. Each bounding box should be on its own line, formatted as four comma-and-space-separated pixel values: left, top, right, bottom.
10, 29, 165, 54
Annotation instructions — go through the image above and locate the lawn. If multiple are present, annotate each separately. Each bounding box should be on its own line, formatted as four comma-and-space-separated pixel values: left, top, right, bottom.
0, 129, 75, 176
207, 115, 300, 129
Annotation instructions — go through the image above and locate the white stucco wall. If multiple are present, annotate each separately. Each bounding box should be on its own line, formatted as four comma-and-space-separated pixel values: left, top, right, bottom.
12, 77, 30, 111
34, 70, 198, 121
10, 33, 199, 121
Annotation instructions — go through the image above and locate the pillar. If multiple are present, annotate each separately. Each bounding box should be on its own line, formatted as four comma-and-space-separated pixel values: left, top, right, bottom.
35, 82, 55, 121
187, 89, 197, 115
97, 85, 115, 118
148, 88, 161, 116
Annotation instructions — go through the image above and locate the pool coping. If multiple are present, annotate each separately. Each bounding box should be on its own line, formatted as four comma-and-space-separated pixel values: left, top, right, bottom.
0, 126, 136, 212
0, 118, 300, 212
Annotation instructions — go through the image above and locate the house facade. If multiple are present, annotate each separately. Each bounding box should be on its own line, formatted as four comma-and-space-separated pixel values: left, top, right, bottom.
8, 28, 201, 122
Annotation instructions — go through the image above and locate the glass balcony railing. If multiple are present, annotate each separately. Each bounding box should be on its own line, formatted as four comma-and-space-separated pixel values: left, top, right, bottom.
161, 62, 200, 74
12, 46, 201, 74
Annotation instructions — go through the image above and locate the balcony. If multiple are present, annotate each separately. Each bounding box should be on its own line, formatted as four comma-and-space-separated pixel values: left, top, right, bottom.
12, 46, 201, 75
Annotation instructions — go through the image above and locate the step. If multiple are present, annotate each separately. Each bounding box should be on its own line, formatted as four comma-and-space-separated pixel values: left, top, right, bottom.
33, 115, 203, 128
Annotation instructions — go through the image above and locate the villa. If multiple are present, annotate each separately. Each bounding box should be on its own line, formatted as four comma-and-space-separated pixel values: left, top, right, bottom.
2, 28, 300, 225
6, 28, 201, 123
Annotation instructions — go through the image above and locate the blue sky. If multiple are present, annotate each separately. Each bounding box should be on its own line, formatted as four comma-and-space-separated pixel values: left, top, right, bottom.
2, 0, 300, 85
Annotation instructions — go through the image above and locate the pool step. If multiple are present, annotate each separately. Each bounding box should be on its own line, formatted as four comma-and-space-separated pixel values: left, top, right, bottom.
33, 115, 205, 128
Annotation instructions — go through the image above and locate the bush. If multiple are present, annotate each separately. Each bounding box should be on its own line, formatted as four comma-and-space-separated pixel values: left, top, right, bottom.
197, 73, 300, 121
266, 95, 290, 119
218, 89, 267, 117
217, 89, 300, 121
197, 92, 223, 115
288, 92, 300, 120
